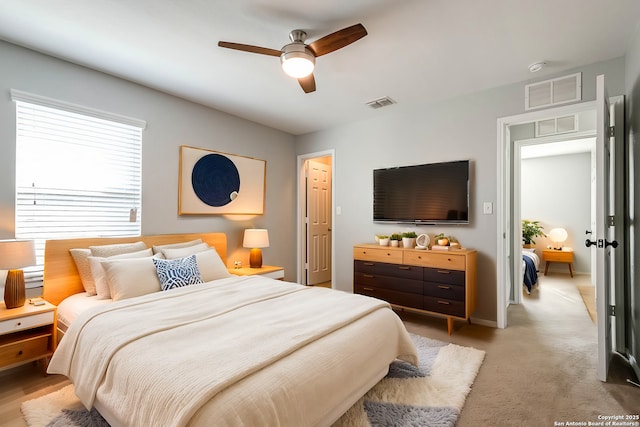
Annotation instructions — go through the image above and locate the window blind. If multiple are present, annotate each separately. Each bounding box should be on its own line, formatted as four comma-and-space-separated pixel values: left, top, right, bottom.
13, 93, 144, 286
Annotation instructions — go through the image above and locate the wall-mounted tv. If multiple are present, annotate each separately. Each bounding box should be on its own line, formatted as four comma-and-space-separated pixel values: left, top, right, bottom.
373, 160, 470, 224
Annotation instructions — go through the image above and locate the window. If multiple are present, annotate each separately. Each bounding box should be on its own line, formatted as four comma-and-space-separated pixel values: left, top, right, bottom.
11, 90, 146, 285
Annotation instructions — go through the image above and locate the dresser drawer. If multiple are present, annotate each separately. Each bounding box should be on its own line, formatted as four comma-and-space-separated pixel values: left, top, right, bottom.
423, 296, 465, 317
0, 334, 50, 367
353, 247, 403, 263
355, 272, 423, 295
354, 260, 422, 280
423, 268, 465, 286
424, 282, 465, 301
404, 251, 466, 270
0, 311, 54, 335
355, 285, 423, 310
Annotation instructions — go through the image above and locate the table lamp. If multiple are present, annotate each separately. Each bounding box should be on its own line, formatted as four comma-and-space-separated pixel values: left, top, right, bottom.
0, 239, 36, 308
243, 229, 269, 268
548, 228, 568, 250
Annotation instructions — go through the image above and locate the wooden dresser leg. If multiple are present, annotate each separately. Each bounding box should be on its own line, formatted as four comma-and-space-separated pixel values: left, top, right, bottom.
447, 317, 453, 336
569, 263, 574, 278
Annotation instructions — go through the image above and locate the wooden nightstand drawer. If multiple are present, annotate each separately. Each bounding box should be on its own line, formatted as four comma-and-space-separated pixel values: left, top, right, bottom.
542, 250, 573, 262
0, 311, 54, 335
0, 333, 50, 367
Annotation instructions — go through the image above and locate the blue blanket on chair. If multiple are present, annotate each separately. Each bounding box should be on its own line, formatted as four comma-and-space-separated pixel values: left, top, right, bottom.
523, 255, 538, 294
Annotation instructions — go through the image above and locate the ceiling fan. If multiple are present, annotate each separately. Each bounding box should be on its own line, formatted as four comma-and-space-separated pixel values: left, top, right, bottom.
218, 23, 367, 93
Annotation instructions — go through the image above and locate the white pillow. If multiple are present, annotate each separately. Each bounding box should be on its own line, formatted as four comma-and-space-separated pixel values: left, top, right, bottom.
89, 241, 147, 258
101, 257, 162, 301
194, 249, 232, 282
161, 242, 210, 259
70, 248, 95, 295
152, 239, 203, 255
89, 248, 154, 299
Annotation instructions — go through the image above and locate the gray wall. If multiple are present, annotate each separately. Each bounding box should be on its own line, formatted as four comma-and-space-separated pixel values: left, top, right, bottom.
0, 40, 298, 281
624, 26, 640, 376
521, 153, 592, 274
296, 57, 626, 323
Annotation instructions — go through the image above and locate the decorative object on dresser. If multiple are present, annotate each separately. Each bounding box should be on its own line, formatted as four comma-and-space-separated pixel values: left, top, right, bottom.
0, 299, 56, 373
353, 244, 477, 335
401, 231, 417, 249
0, 239, 36, 308
243, 228, 270, 268
542, 248, 574, 277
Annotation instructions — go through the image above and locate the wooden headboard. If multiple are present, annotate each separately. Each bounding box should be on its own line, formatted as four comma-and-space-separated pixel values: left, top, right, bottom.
43, 232, 227, 306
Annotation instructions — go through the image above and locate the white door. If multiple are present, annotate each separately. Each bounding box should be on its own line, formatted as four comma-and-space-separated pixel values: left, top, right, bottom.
593, 74, 616, 382
306, 159, 332, 285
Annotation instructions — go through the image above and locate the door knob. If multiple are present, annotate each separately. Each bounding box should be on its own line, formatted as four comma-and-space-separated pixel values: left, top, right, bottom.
585, 239, 597, 247
605, 239, 618, 248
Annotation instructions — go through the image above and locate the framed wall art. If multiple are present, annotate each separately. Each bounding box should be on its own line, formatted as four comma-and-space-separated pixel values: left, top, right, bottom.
179, 145, 266, 215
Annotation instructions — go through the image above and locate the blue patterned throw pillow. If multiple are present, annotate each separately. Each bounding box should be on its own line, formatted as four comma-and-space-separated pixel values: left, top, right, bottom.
153, 254, 203, 291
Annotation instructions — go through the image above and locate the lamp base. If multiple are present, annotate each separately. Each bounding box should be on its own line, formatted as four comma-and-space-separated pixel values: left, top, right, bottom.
249, 248, 263, 268
4, 269, 26, 309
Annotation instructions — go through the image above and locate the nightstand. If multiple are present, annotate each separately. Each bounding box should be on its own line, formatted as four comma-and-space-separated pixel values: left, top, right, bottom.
0, 300, 57, 373
542, 249, 574, 277
229, 265, 285, 280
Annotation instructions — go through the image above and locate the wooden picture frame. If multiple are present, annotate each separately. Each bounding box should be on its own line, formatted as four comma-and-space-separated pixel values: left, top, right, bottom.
179, 145, 265, 215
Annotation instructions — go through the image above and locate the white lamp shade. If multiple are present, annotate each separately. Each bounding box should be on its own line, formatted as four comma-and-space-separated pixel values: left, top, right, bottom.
548, 228, 568, 243
243, 229, 270, 248
0, 239, 36, 270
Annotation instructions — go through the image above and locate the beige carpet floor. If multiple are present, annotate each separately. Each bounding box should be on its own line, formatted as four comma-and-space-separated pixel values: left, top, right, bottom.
399, 273, 640, 427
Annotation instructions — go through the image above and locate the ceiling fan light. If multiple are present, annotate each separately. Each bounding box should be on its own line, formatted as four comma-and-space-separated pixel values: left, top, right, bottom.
281, 45, 315, 78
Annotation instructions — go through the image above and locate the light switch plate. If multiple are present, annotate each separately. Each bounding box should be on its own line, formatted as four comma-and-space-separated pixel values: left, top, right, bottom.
483, 202, 493, 214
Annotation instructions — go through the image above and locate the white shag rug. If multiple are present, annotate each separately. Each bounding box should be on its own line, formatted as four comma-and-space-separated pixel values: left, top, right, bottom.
22, 334, 485, 427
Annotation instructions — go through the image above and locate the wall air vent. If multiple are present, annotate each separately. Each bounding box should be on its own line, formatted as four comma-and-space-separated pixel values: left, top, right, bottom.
366, 96, 396, 109
535, 114, 578, 137
525, 72, 581, 111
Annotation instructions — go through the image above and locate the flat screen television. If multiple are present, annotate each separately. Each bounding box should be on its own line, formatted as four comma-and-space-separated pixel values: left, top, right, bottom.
373, 160, 470, 224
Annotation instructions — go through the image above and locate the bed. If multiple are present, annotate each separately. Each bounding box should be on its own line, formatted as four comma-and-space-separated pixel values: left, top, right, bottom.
522, 249, 540, 294
43, 232, 418, 427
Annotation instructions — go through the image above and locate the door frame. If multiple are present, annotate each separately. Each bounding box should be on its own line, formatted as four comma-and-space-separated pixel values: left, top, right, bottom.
296, 149, 335, 287
497, 101, 598, 328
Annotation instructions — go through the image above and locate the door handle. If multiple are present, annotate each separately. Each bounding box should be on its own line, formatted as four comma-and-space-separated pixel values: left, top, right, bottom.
585, 239, 597, 247
605, 239, 618, 248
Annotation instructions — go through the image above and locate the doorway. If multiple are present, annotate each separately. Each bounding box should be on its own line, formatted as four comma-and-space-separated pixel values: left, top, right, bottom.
297, 150, 335, 288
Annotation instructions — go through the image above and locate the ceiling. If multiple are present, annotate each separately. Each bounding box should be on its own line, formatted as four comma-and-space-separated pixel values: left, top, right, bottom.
1, 1, 639, 135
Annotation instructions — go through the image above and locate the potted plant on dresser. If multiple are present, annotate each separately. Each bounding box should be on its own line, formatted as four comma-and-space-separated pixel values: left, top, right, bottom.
522, 220, 546, 248
401, 231, 417, 248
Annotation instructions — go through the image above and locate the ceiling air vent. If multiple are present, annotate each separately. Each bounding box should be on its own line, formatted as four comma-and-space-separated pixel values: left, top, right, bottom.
535, 114, 578, 137
366, 96, 396, 109
525, 72, 581, 111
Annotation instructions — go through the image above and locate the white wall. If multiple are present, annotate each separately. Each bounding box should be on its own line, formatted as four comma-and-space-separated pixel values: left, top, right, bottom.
295, 57, 626, 323
521, 153, 592, 274
0, 41, 298, 281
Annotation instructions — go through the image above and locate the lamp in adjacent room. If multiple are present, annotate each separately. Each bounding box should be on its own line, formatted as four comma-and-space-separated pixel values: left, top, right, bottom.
243, 229, 269, 268
548, 228, 568, 250
0, 239, 36, 309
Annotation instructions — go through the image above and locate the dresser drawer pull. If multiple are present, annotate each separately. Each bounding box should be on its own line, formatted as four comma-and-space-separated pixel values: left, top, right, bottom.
436, 270, 451, 274
18, 350, 23, 356
363, 274, 375, 279
437, 285, 451, 290
437, 300, 451, 305
16, 322, 22, 327
398, 266, 411, 270
363, 287, 374, 291
363, 262, 375, 266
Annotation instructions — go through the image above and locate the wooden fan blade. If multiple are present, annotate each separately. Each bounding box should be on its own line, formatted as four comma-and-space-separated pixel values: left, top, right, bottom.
298, 74, 316, 93
218, 41, 282, 57
308, 23, 367, 57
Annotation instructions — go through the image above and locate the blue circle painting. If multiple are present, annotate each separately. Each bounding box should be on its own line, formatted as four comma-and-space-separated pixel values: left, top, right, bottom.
191, 154, 240, 207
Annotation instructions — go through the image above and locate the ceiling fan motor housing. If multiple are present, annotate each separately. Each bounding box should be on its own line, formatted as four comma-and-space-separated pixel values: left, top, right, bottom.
280, 42, 316, 78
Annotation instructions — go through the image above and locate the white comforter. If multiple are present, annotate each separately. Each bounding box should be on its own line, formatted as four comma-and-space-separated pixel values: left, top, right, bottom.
48, 276, 417, 427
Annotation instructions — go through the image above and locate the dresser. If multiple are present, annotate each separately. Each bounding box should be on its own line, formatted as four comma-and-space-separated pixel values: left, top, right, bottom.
353, 244, 477, 335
